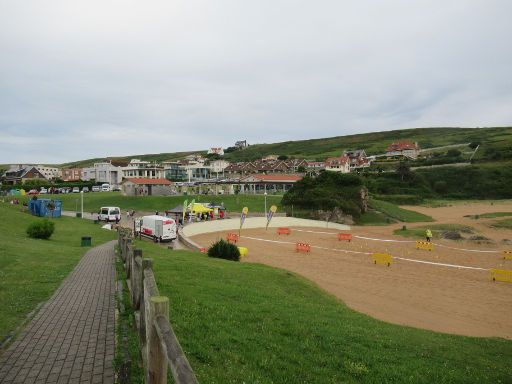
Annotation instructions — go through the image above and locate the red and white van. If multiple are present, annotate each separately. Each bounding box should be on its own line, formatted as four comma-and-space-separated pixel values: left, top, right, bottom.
134, 215, 177, 242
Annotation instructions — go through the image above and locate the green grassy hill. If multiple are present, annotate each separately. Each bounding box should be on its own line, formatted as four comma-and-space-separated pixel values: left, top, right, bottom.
56, 126, 512, 167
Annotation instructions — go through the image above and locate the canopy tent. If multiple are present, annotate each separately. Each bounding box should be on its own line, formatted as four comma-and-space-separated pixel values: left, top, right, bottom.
190, 203, 213, 214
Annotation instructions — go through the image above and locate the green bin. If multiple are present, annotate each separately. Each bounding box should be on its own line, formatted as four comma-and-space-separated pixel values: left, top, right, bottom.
76, 212, 82, 218
81, 236, 92, 247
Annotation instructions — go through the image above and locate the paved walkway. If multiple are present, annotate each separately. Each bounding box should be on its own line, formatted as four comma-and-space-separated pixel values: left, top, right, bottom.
0, 241, 117, 384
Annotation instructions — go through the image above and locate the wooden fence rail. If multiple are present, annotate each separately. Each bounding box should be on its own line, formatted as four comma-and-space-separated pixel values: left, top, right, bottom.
118, 232, 198, 384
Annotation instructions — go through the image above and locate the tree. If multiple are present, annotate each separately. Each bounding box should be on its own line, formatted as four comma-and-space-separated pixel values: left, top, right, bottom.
297, 166, 306, 173
396, 161, 412, 181
446, 149, 461, 157
277, 155, 288, 160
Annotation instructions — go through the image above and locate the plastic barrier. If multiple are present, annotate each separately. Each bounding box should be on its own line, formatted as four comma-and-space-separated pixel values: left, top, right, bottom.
226, 233, 239, 244
372, 253, 392, 266
238, 247, 248, 258
277, 227, 291, 235
503, 250, 512, 260
416, 241, 433, 251
296, 243, 311, 253
199, 247, 207, 253
490, 269, 512, 283
337, 233, 352, 242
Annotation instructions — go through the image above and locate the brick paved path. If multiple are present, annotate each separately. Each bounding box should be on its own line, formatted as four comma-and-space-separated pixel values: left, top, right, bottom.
0, 241, 117, 384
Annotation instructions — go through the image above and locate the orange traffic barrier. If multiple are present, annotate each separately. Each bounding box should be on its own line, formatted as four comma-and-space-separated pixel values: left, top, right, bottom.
199, 247, 207, 253
337, 233, 352, 242
503, 250, 512, 260
296, 242, 311, 253
277, 227, 291, 235
226, 233, 239, 244
416, 241, 433, 251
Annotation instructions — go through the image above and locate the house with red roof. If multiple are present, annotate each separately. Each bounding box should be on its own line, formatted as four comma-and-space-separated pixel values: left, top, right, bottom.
121, 178, 175, 196
324, 155, 350, 173
386, 141, 420, 159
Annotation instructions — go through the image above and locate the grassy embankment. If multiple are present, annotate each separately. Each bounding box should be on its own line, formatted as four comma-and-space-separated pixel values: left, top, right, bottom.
0, 203, 117, 343
31, 192, 283, 215
393, 224, 475, 239
490, 219, 512, 229
132, 240, 512, 383
368, 199, 434, 223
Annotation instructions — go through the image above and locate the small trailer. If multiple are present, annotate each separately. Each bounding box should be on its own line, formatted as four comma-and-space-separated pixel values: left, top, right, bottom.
134, 215, 177, 242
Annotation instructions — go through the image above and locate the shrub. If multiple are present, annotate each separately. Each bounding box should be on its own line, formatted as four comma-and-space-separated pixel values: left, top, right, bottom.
27, 219, 55, 240
207, 239, 240, 261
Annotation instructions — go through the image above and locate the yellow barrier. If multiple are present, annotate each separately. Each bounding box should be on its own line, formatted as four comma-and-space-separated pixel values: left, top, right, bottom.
238, 247, 248, 258
503, 250, 512, 260
490, 269, 512, 283
372, 253, 392, 267
416, 241, 433, 251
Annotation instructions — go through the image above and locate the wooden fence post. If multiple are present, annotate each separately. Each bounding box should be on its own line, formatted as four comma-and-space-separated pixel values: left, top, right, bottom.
141, 258, 153, 354
132, 249, 143, 309
148, 296, 169, 384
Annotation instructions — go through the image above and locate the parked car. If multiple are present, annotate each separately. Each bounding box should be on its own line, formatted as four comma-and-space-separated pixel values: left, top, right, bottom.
72, 187, 80, 193
101, 183, 111, 192
91, 186, 101, 192
98, 206, 121, 222
112, 186, 121, 192
40, 187, 48, 194
82, 187, 89, 193
27, 189, 39, 195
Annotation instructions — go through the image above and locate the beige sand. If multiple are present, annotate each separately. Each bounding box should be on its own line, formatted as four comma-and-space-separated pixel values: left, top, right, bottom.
191, 201, 512, 339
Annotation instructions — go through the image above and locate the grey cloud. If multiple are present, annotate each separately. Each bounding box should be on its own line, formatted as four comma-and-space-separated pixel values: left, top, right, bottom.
0, 0, 511, 163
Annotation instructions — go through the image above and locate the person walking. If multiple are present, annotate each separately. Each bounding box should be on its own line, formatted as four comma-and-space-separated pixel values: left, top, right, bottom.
425, 229, 432, 242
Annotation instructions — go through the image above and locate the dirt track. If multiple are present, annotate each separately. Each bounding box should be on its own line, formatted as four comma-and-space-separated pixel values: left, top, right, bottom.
191, 202, 512, 339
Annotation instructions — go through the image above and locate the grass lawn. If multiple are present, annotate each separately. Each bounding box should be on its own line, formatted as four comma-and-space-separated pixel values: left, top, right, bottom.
133, 240, 512, 383
354, 210, 396, 226
32, 192, 283, 214
0, 203, 117, 343
369, 199, 434, 223
393, 224, 475, 239
490, 218, 512, 229
479, 212, 512, 219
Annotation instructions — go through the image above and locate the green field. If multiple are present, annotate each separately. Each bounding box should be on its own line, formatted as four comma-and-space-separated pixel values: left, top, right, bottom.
490, 218, 512, 229
393, 224, 475, 239
479, 212, 512, 219
369, 199, 434, 223
28, 192, 283, 214
354, 210, 396, 226
132, 240, 512, 383
58, 126, 512, 167
0, 203, 117, 343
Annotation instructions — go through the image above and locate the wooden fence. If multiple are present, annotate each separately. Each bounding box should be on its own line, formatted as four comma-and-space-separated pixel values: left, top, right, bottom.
118, 229, 198, 384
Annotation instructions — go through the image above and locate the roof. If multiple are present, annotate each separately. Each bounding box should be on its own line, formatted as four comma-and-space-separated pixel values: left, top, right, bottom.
325, 156, 350, 165
242, 174, 302, 182
123, 178, 172, 185
387, 141, 419, 151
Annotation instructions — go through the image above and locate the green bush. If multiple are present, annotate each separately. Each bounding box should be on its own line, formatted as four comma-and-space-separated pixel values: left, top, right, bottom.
27, 219, 55, 240
207, 239, 240, 261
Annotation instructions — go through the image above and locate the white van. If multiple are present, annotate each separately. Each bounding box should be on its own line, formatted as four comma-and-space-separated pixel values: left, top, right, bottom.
134, 215, 177, 242
101, 183, 111, 192
98, 206, 121, 222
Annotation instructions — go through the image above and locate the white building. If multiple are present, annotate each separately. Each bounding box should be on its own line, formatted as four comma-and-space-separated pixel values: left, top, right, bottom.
122, 159, 164, 179
207, 147, 224, 156
81, 162, 124, 185
324, 155, 351, 173
34, 166, 60, 180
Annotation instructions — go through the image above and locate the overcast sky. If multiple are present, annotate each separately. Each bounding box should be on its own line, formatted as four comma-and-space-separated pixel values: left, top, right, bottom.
1, 1, 511, 164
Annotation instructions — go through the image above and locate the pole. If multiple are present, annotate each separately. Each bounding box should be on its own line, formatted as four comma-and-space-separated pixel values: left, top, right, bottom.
264, 189, 267, 215
80, 191, 84, 219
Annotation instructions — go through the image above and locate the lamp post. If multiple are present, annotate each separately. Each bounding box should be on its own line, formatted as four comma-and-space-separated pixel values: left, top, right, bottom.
80, 190, 84, 219
264, 190, 268, 215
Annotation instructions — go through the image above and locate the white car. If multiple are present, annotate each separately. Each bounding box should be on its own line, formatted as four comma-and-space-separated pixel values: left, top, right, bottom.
40, 187, 48, 194
91, 186, 101, 192
72, 187, 80, 193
